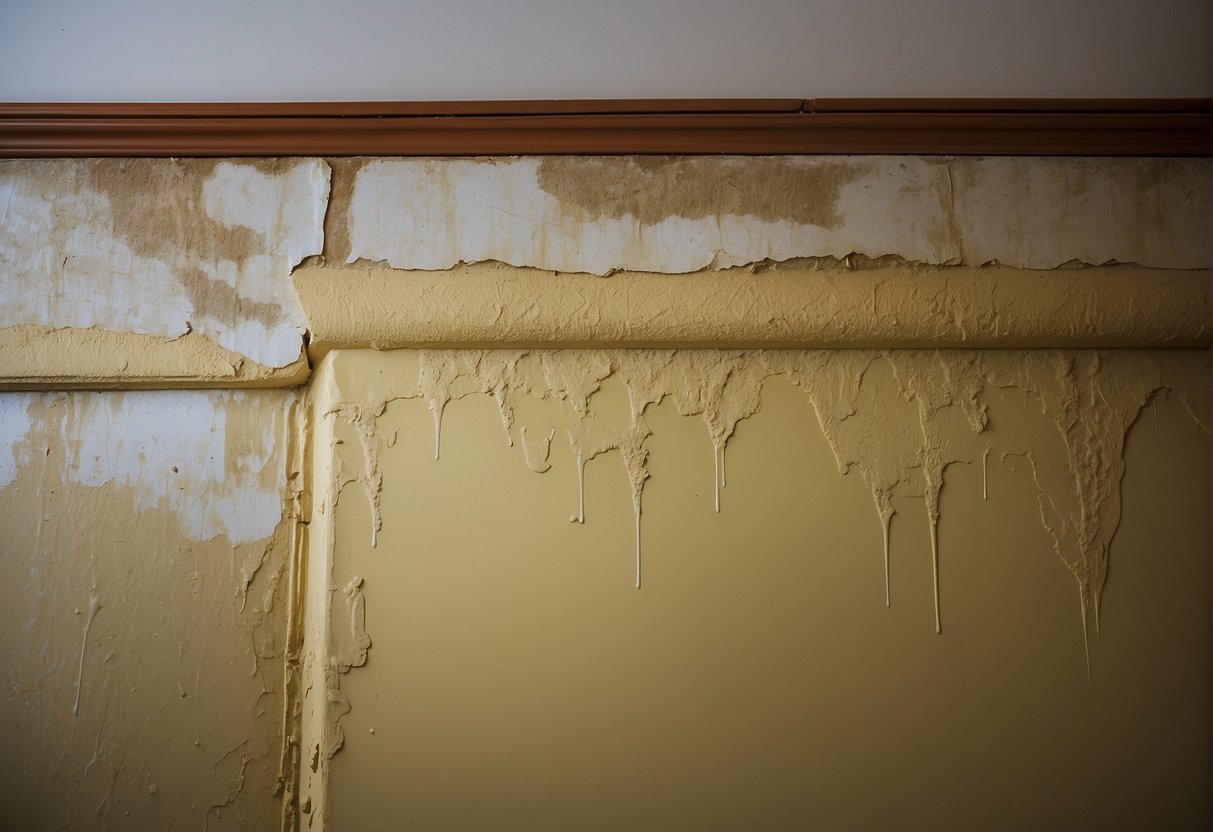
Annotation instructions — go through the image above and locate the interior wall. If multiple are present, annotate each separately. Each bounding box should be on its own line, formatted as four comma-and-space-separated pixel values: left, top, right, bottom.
310, 347, 1210, 830
0, 152, 1209, 830
0, 390, 298, 831
1, 0, 1208, 100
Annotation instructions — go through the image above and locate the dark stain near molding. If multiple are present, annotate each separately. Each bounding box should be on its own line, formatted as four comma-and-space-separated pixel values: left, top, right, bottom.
323, 158, 372, 265
535, 156, 865, 228
180, 268, 284, 329
76, 158, 270, 266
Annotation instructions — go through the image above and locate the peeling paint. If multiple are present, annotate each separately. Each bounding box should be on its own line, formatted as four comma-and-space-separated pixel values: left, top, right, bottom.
0, 158, 329, 369
316, 347, 1208, 629
0, 325, 310, 389
340, 156, 1207, 274
302, 345, 1210, 827
0, 389, 296, 831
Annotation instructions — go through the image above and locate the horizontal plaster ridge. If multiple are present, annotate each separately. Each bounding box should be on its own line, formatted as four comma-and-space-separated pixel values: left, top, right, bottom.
294, 261, 1213, 360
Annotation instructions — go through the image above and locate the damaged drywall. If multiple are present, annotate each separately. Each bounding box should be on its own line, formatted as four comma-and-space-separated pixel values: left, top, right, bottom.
334, 156, 1208, 275
5, 154, 1208, 388
0, 389, 298, 831
318, 348, 1208, 616
302, 346, 1209, 820
0, 158, 329, 371
319, 358, 1211, 831
0, 325, 311, 389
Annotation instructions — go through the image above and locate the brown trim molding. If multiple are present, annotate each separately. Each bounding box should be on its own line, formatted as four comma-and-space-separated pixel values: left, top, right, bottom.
0, 98, 1208, 157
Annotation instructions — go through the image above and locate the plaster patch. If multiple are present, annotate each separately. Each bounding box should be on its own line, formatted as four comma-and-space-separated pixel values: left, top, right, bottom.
0, 158, 330, 368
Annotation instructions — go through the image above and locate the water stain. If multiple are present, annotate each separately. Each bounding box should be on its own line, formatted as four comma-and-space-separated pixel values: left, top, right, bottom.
536, 156, 864, 228
76, 158, 268, 266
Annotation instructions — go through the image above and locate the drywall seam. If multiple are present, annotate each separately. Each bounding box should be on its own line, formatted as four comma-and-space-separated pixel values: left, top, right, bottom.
293, 260, 1212, 356
276, 393, 311, 832
297, 359, 344, 829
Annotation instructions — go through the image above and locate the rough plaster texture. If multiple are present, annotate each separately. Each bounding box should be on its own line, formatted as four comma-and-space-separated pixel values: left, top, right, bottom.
0, 389, 299, 830
0, 158, 329, 371
2, 151, 1211, 829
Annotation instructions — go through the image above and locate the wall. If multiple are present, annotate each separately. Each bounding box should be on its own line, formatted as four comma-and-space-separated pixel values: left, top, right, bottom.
1, 0, 1208, 100
310, 347, 1209, 830
0, 390, 298, 830
1, 153, 1209, 829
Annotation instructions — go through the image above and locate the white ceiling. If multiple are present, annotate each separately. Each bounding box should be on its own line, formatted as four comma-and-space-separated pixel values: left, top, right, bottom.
1, 0, 1208, 102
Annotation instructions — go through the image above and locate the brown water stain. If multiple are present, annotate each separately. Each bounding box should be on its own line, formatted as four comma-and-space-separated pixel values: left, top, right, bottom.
535, 156, 865, 228
77, 158, 270, 266
180, 269, 284, 329
323, 158, 372, 264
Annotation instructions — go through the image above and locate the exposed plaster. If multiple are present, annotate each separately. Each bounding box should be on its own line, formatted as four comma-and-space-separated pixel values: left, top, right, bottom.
0, 158, 329, 370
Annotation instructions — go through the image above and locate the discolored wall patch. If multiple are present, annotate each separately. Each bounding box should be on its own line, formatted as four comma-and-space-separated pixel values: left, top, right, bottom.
0, 158, 329, 369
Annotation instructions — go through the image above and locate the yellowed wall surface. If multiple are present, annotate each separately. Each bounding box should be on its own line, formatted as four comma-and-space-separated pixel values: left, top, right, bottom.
0, 390, 297, 830
1, 153, 1209, 830
304, 347, 1209, 830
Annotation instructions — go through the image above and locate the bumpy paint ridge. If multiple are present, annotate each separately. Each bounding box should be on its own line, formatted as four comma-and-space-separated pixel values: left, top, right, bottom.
0, 389, 295, 831
322, 348, 1208, 640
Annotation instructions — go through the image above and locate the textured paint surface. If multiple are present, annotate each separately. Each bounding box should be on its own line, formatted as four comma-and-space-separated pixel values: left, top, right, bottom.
307, 347, 1209, 830
0, 389, 297, 830
0, 158, 329, 369
0, 325, 311, 389
339, 156, 1209, 275
294, 260, 1212, 354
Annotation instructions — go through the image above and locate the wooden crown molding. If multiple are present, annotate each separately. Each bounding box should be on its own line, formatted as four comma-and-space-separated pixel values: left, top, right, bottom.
0, 98, 1208, 157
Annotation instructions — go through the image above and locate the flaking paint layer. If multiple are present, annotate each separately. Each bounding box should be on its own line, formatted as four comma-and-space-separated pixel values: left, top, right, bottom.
293, 260, 1212, 354
0, 325, 311, 389
0, 158, 329, 369
307, 346, 1210, 829
0, 389, 298, 830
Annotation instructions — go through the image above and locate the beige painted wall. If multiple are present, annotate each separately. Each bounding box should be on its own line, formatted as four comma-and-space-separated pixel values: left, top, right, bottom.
0, 390, 299, 830
304, 347, 1209, 830
0, 152, 1209, 830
